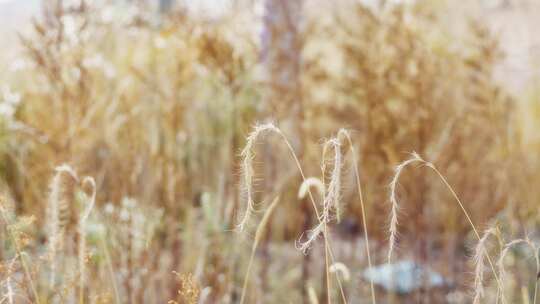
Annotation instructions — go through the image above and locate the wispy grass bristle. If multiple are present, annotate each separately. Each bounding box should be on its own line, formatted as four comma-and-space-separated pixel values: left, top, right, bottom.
388, 152, 423, 262
297, 137, 342, 253
238, 122, 281, 232
387, 152, 505, 303
473, 227, 498, 304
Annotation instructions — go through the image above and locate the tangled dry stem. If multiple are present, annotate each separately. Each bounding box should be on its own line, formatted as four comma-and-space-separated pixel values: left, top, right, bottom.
297, 138, 342, 253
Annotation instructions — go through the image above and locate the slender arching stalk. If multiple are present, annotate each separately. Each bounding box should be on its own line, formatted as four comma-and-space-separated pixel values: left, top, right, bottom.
430, 166, 503, 285
387, 152, 504, 303
337, 129, 376, 304
238, 123, 346, 304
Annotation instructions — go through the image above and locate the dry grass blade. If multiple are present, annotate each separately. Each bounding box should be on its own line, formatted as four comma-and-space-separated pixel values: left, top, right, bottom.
338, 129, 376, 304
238, 124, 346, 304
388, 152, 424, 263
387, 152, 504, 302
240, 196, 280, 304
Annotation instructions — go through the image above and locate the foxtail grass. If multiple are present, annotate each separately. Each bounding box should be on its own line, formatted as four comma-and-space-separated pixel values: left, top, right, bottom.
238, 123, 346, 304
388, 152, 504, 302
47, 164, 79, 289
46, 164, 97, 304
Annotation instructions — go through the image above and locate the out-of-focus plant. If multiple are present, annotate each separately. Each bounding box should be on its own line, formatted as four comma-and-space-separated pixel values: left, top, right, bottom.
302, 2, 513, 248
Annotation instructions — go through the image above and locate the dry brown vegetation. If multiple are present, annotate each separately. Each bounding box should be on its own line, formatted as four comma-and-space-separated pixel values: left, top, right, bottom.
1, 0, 540, 303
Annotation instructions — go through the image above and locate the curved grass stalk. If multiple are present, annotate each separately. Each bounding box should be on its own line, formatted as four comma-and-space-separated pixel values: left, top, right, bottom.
238, 123, 345, 304
387, 152, 504, 302
337, 129, 376, 304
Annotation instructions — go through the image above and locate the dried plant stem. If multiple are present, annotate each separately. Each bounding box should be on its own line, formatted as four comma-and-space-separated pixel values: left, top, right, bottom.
430, 165, 504, 295
323, 222, 331, 304
240, 196, 280, 304
338, 129, 376, 304
388, 152, 503, 300
238, 123, 341, 303
238, 123, 321, 231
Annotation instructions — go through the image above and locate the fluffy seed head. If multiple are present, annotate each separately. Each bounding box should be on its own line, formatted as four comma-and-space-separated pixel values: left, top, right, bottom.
388, 152, 424, 263
297, 137, 342, 253
472, 227, 497, 304
237, 123, 281, 231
